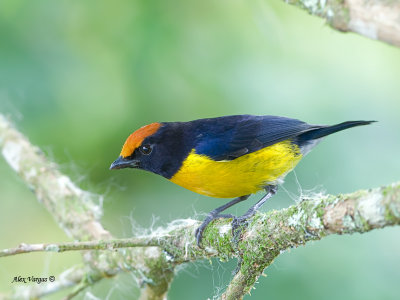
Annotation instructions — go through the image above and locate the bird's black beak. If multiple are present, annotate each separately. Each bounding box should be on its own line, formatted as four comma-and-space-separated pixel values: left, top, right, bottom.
109, 156, 140, 170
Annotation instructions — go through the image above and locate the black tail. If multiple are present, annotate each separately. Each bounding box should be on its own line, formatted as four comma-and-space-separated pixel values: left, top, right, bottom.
299, 120, 376, 141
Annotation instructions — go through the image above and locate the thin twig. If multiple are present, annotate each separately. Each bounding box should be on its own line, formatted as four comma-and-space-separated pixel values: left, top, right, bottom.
0, 238, 161, 258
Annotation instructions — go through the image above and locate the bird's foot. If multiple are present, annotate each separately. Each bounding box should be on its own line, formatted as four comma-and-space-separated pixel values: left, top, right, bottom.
195, 213, 235, 248
231, 215, 251, 246
196, 214, 253, 248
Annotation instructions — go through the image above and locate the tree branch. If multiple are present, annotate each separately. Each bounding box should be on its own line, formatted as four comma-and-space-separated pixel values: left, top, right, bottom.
0, 115, 109, 241
0, 238, 161, 258
1, 113, 399, 299
0, 114, 174, 300
284, 0, 400, 47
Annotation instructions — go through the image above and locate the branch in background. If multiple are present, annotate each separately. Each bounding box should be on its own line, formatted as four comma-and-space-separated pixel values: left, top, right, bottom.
0, 114, 173, 300
0, 115, 109, 241
1, 113, 400, 300
285, 0, 400, 47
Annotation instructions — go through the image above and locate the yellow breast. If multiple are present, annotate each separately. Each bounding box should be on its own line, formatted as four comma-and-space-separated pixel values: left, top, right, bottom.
170, 140, 302, 198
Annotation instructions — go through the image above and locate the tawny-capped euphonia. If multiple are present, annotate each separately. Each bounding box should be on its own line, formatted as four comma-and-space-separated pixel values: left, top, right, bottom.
110, 115, 374, 245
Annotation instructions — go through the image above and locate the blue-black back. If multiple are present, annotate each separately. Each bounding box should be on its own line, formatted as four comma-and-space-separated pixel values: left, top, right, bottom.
187, 115, 315, 160
183, 115, 373, 161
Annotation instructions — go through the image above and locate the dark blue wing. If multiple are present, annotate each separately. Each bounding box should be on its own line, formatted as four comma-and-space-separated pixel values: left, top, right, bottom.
193, 115, 315, 161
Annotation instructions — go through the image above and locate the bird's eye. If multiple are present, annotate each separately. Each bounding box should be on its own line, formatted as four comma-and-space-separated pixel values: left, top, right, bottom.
139, 144, 152, 155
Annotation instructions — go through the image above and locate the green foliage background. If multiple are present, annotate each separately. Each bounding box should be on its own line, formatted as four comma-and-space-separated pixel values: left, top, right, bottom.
0, 0, 399, 299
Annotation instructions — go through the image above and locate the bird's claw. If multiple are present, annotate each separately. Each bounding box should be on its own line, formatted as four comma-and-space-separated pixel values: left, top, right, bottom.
231, 216, 250, 245
195, 214, 251, 249
195, 213, 235, 248
195, 222, 209, 248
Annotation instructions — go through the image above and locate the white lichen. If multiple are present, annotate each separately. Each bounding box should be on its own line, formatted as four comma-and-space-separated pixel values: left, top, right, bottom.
244, 225, 258, 240
145, 247, 161, 259
205, 247, 218, 255
342, 215, 356, 230
358, 191, 385, 226
349, 19, 378, 40
288, 211, 303, 227
219, 224, 231, 236
45, 244, 60, 252
2, 141, 22, 172
25, 167, 37, 180
302, 0, 322, 13
57, 175, 83, 197
309, 212, 324, 229
326, 8, 334, 18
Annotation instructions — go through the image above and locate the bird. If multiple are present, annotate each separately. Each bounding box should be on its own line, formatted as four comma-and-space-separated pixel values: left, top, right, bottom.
110, 115, 374, 246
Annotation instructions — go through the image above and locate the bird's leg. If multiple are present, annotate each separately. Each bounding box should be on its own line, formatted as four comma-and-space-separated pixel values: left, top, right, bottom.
195, 195, 250, 247
231, 185, 278, 242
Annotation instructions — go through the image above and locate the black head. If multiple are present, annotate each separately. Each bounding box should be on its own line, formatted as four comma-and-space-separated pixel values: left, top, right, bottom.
110, 122, 192, 179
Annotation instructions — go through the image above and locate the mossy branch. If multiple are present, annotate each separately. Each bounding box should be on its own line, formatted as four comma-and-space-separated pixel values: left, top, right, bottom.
1, 113, 399, 300
284, 0, 400, 47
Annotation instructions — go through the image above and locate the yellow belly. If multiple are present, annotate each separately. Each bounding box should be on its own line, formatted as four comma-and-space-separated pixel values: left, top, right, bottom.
170, 140, 302, 198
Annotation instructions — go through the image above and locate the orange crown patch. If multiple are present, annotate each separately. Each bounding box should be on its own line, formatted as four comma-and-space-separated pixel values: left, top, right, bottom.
120, 123, 161, 157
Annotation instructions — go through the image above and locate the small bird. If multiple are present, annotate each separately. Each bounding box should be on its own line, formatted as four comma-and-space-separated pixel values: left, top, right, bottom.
110, 115, 374, 245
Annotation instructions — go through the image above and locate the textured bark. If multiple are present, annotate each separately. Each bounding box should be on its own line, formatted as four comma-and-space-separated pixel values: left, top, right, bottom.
286, 0, 400, 47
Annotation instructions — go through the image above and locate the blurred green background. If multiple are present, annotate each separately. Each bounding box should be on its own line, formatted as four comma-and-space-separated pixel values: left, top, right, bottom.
1, 0, 399, 299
